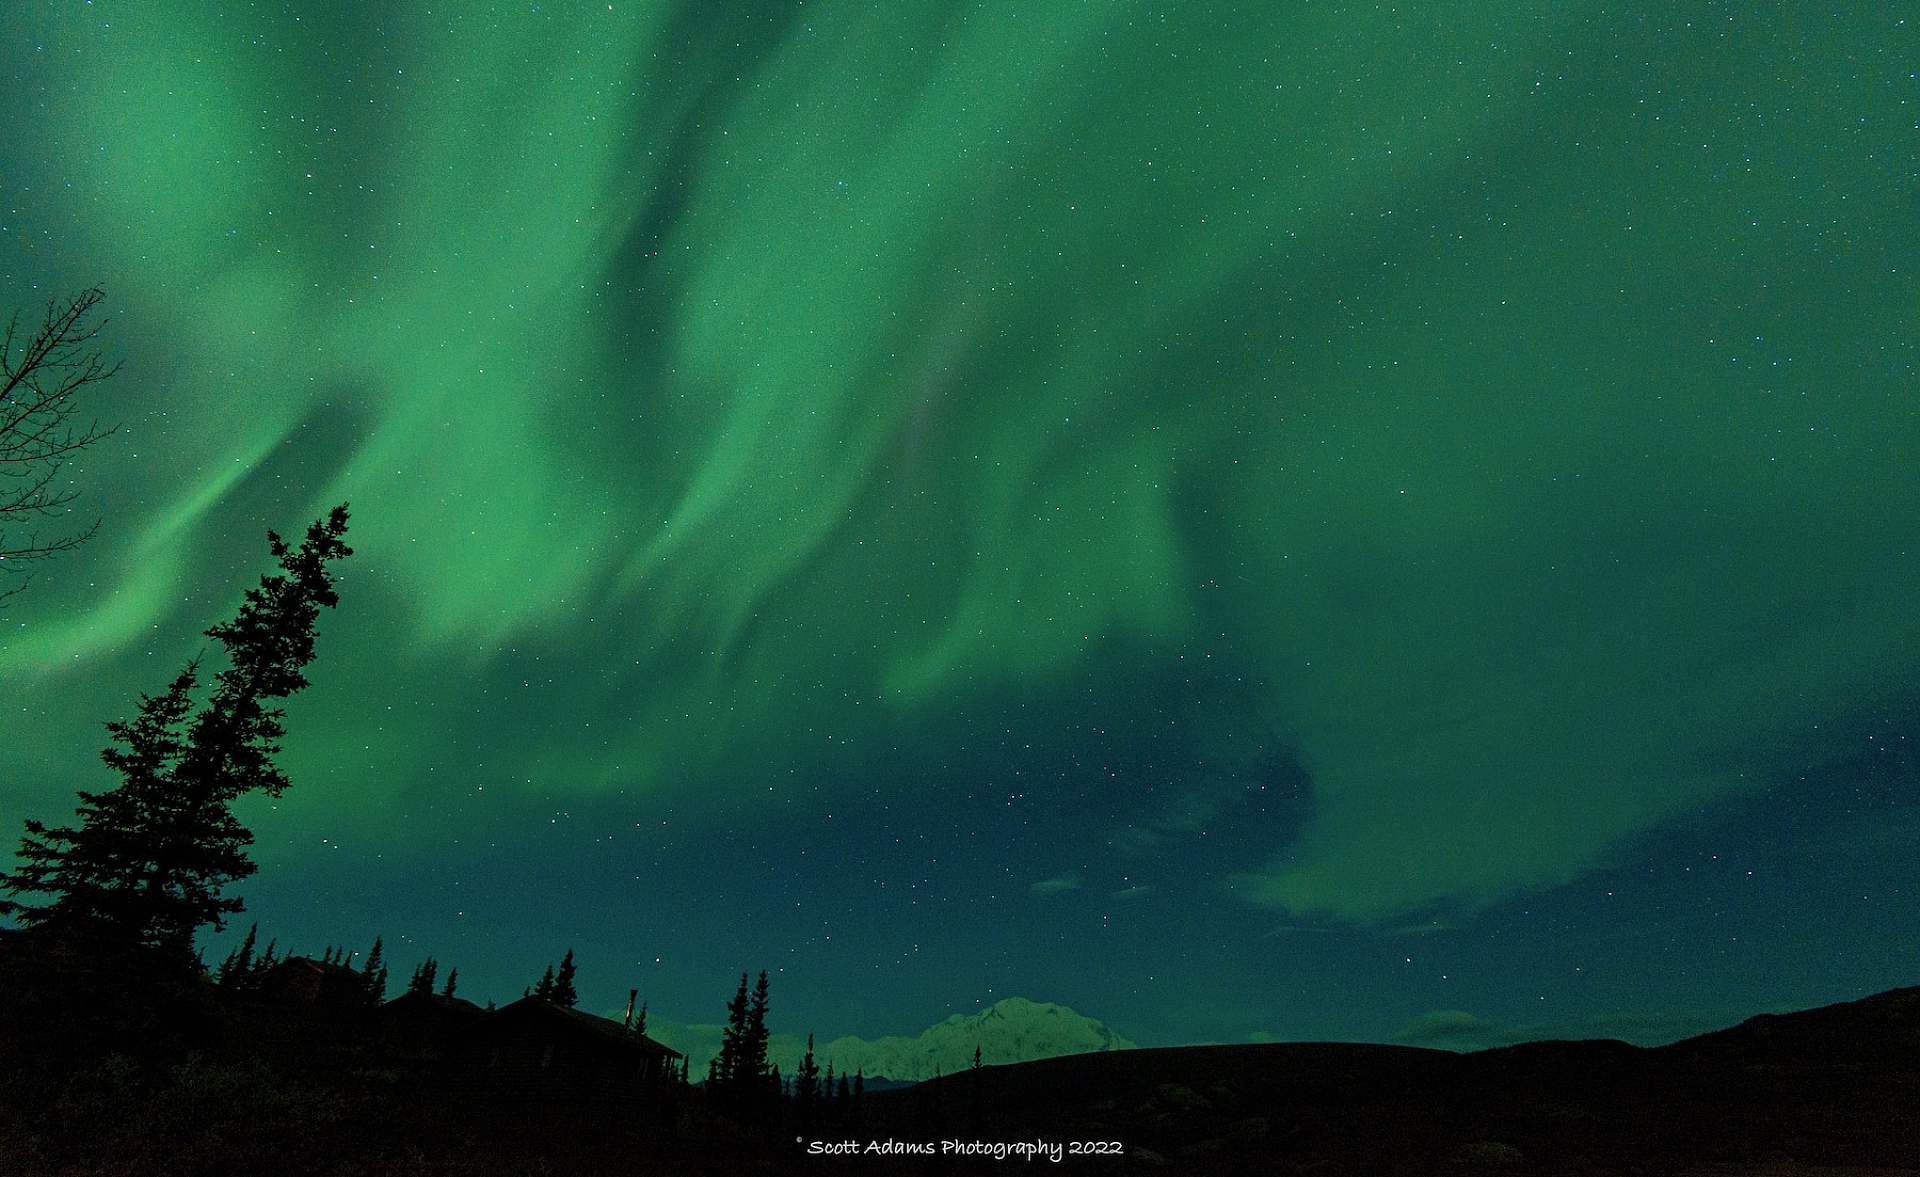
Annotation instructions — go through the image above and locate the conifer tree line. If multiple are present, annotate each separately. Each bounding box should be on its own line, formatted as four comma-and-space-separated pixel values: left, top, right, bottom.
211, 928, 473, 1008
785, 1028, 864, 1129
712, 969, 772, 1095
696, 968, 868, 1130
214, 922, 280, 990
526, 947, 579, 1006
401, 951, 460, 1000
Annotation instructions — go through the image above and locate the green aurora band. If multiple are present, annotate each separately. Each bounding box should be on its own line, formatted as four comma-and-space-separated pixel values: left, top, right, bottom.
2, 2, 1914, 928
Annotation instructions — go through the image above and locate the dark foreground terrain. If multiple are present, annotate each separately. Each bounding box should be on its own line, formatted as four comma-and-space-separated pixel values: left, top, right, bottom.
896, 985, 1920, 1175
2, 983, 1915, 1176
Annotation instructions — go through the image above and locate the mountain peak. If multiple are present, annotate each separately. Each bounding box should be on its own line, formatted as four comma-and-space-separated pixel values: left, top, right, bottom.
817, 997, 1135, 1081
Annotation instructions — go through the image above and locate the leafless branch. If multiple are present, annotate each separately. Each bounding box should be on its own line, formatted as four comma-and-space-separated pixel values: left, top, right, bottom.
0, 286, 118, 596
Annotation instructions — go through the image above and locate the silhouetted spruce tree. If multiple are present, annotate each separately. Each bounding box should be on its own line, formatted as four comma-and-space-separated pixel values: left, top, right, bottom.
743, 969, 771, 1084
407, 956, 438, 996
0, 507, 352, 970
217, 923, 258, 988
533, 963, 555, 1000
633, 999, 647, 1036
361, 936, 387, 1002
795, 1033, 821, 1126
716, 972, 749, 1086
1, 669, 191, 951
837, 1070, 850, 1108
852, 1069, 865, 1126
441, 968, 458, 999
552, 948, 578, 1007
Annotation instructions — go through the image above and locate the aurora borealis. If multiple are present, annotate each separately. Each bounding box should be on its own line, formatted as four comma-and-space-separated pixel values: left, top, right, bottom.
2, 2, 1914, 1052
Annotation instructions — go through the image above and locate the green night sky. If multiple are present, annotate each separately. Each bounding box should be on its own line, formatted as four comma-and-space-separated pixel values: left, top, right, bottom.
2, 2, 1914, 1051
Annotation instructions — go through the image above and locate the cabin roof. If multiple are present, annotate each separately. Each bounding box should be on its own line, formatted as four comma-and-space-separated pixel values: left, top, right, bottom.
267, 955, 362, 980
381, 989, 486, 1017
482, 996, 682, 1058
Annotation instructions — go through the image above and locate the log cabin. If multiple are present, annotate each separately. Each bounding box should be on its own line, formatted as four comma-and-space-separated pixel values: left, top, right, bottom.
449, 995, 682, 1105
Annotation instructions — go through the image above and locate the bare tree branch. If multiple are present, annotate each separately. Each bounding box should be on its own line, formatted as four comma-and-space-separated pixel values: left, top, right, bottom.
0, 287, 119, 601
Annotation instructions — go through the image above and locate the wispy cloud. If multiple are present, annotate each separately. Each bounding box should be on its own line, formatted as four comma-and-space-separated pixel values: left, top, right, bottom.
1030, 873, 1081, 895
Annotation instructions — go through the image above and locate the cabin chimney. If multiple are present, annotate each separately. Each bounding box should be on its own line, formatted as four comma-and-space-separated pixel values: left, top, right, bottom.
624, 989, 637, 1029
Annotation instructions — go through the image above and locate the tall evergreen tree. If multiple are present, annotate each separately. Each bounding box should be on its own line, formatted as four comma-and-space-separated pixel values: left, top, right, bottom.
743, 969, 771, 1083
217, 923, 258, 988
716, 972, 749, 1086
0, 508, 353, 963
551, 948, 578, 1007
2, 670, 193, 947
441, 968, 458, 999
633, 999, 647, 1036
407, 956, 438, 997
361, 936, 387, 1002
533, 963, 555, 1000
794, 1033, 821, 1124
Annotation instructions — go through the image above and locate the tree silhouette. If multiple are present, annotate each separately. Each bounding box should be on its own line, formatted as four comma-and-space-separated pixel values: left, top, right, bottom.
361, 936, 387, 1002
407, 956, 439, 997
441, 967, 458, 999
0, 286, 119, 602
744, 969, 771, 1081
794, 1032, 821, 1126
0, 507, 353, 963
217, 923, 258, 988
552, 948, 578, 1007
533, 963, 556, 1000
716, 972, 749, 1086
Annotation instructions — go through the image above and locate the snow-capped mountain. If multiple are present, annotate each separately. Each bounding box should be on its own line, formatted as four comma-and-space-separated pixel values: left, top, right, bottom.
811, 996, 1135, 1081
645, 996, 1135, 1082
